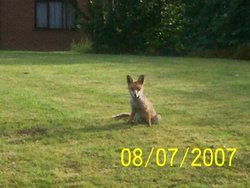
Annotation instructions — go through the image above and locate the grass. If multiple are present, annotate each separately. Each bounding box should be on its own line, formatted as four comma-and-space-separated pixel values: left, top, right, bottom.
0, 51, 249, 187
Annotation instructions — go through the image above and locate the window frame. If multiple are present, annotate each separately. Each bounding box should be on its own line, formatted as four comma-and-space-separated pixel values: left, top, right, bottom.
34, 0, 77, 31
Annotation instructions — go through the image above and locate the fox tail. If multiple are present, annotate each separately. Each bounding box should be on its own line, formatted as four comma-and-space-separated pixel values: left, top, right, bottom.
112, 112, 130, 119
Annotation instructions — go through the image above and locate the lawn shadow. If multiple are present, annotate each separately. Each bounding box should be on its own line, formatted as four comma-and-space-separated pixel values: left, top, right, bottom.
8, 120, 131, 144
79, 121, 131, 133
0, 51, 172, 65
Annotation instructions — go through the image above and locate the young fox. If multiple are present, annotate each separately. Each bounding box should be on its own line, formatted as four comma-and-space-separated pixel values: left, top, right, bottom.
113, 75, 161, 127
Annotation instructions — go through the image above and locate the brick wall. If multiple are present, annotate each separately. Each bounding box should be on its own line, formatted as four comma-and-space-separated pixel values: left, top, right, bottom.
0, 0, 87, 51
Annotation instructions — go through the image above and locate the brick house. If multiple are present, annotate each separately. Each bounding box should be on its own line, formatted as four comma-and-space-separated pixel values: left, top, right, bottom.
0, 0, 88, 51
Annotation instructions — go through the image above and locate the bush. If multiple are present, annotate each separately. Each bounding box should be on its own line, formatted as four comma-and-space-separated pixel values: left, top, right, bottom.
78, 0, 250, 59
83, 0, 179, 54
71, 38, 93, 53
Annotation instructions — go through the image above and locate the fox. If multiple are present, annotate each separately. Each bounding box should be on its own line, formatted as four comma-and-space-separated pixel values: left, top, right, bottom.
112, 75, 161, 127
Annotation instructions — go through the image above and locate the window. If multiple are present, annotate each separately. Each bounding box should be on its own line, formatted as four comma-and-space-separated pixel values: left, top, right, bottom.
35, 0, 76, 30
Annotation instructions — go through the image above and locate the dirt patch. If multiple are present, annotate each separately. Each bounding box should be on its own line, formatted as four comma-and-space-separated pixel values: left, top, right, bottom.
17, 127, 48, 136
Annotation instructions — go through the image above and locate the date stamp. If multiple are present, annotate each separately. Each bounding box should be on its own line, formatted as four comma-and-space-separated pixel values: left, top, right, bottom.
120, 147, 237, 167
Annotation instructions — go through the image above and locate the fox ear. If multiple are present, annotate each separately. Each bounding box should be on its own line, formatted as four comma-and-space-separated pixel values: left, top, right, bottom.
127, 75, 133, 84
138, 75, 144, 85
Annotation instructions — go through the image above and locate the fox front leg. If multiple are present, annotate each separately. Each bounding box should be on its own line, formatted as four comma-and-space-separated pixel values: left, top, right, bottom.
128, 111, 135, 124
146, 113, 152, 127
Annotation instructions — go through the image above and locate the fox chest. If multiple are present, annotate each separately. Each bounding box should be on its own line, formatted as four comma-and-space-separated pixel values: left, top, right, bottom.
130, 99, 146, 112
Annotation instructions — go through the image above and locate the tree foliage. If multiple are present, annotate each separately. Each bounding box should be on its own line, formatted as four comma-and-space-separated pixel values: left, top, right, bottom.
183, 0, 250, 49
80, 0, 250, 57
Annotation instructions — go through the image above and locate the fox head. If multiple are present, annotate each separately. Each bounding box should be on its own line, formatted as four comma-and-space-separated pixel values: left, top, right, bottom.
127, 75, 144, 99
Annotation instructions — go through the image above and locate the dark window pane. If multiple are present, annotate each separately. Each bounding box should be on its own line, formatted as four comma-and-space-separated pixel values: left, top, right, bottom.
49, 2, 63, 29
35, 0, 76, 30
36, 2, 48, 28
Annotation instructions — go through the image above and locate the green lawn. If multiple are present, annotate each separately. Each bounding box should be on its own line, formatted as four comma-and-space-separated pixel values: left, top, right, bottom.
0, 51, 249, 187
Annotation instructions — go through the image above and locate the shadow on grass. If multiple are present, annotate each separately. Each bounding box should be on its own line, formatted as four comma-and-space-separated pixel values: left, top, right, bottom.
0, 51, 170, 65
79, 121, 131, 132
8, 120, 131, 144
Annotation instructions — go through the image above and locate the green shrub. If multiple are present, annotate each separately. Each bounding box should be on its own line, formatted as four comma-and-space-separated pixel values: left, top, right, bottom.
71, 38, 93, 53
78, 0, 249, 59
